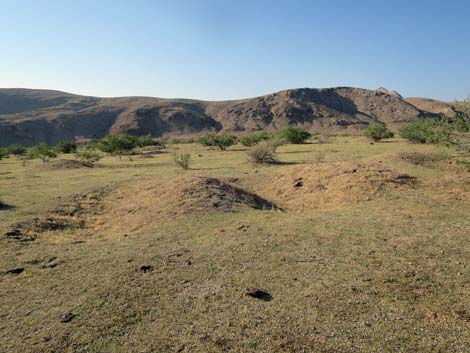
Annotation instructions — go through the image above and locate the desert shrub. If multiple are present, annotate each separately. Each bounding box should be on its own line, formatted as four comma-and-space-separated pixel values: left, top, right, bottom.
364, 123, 394, 142
240, 132, 270, 146
28, 144, 58, 162
75, 150, 102, 165
247, 141, 277, 164
174, 152, 191, 169
399, 119, 453, 145
7, 144, 27, 156
198, 134, 238, 150
447, 98, 470, 132
280, 126, 312, 144
97, 134, 137, 159
167, 137, 196, 144
134, 135, 163, 147
0, 148, 9, 160
56, 140, 78, 154
269, 135, 286, 152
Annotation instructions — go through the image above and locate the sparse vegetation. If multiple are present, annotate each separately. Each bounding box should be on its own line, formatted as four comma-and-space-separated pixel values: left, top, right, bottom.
240, 132, 271, 146
55, 140, 78, 154
97, 134, 137, 159
1, 135, 470, 353
198, 134, 238, 150
75, 150, 102, 166
28, 143, 58, 162
399, 118, 453, 145
279, 126, 312, 144
7, 144, 27, 156
173, 152, 192, 169
0, 148, 8, 160
364, 122, 394, 141
247, 141, 277, 164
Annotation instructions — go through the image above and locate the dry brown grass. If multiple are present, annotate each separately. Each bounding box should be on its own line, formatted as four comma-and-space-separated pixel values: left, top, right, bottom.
252, 160, 416, 211
1, 137, 470, 353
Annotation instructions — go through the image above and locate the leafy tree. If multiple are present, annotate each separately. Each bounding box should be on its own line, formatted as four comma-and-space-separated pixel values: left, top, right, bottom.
247, 141, 278, 164
364, 123, 394, 142
198, 134, 238, 150
75, 150, 102, 166
399, 119, 453, 145
240, 132, 271, 146
56, 140, 78, 154
97, 135, 137, 159
28, 144, 58, 162
7, 144, 27, 156
0, 148, 8, 160
280, 127, 312, 144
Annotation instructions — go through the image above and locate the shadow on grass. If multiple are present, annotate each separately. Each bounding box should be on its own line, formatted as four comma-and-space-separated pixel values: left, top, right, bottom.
0, 204, 15, 211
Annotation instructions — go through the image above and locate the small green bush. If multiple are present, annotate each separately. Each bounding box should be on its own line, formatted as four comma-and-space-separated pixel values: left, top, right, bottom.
198, 134, 238, 150
399, 119, 453, 145
75, 150, 102, 165
174, 152, 192, 169
247, 141, 278, 164
97, 135, 137, 159
7, 144, 27, 156
0, 148, 9, 160
280, 127, 311, 144
240, 132, 271, 146
56, 140, 78, 154
28, 144, 58, 162
364, 123, 394, 142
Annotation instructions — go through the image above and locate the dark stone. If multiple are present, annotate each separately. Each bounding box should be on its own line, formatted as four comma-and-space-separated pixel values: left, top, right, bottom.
245, 289, 272, 301
139, 265, 154, 273
60, 312, 75, 323
4, 267, 24, 275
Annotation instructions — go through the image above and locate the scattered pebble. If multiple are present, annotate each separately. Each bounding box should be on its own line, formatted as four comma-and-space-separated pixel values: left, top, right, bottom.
139, 265, 154, 273
245, 289, 272, 301
4, 268, 24, 275
60, 312, 75, 323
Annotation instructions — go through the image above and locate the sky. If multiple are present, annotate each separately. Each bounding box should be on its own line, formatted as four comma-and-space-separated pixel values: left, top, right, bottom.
1, 0, 469, 101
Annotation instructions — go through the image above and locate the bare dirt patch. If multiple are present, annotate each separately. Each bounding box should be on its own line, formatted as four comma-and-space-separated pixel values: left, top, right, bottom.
254, 161, 417, 211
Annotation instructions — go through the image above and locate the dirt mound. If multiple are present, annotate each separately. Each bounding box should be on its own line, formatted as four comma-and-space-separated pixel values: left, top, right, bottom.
397, 152, 448, 166
254, 161, 417, 211
39, 159, 94, 170
59, 176, 280, 234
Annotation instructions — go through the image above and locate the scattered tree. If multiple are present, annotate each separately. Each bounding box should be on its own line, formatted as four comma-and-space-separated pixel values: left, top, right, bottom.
364, 123, 394, 142
198, 134, 238, 150
28, 144, 58, 162
56, 140, 78, 154
7, 144, 27, 156
280, 127, 312, 144
399, 119, 453, 145
247, 141, 278, 164
174, 152, 192, 169
97, 135, 136, 159
240, 132, 271, 146
0, 148, 8, 160
75, 150, 102, 166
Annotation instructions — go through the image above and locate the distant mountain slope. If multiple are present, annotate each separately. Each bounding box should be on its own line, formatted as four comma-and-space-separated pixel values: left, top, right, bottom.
0, 87, 439, 146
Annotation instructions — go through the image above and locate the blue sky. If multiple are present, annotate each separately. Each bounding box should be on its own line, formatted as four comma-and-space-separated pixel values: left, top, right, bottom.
1, 0, 469, 101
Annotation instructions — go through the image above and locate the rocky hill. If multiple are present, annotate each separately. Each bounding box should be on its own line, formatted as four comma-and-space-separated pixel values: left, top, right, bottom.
0, 87, 440, 146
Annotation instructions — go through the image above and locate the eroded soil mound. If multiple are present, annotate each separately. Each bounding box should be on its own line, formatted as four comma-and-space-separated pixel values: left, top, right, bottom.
254, 161, 417, 211
38, 159, 95, 170
110, 175, 276, 216
397, 152, 448, 166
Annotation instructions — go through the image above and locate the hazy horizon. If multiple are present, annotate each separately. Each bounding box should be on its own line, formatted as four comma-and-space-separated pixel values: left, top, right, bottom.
1, 0, 469, 101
